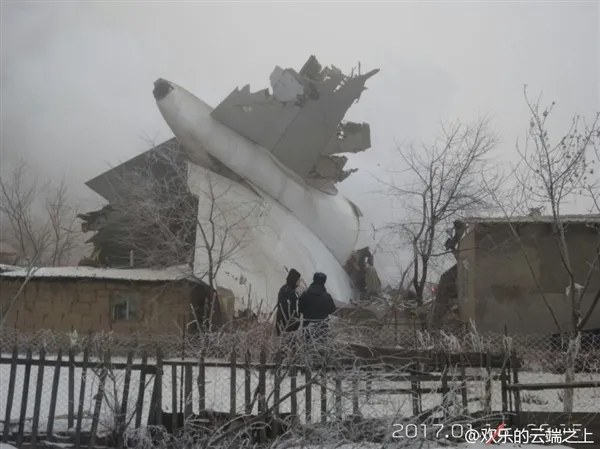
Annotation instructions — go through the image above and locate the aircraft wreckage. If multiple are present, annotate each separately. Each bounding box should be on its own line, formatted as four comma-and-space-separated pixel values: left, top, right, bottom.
80, 56, 382, 315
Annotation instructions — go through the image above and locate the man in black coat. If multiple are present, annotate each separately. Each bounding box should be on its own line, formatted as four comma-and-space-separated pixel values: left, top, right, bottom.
298, 272, 337, 346
275, 268, 302, 336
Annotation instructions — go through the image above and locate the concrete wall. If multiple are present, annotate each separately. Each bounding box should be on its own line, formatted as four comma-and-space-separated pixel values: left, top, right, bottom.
458, 222, 600, 334
0, 278, 194, 334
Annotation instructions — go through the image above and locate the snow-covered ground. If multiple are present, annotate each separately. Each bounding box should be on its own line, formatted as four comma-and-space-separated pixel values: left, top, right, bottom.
1, 353, 599, 439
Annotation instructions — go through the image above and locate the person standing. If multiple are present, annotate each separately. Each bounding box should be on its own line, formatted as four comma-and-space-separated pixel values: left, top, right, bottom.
298, 272, 337, 346
275, 268, 302, 336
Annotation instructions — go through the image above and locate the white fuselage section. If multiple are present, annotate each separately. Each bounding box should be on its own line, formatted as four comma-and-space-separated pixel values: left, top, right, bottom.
155, 81, 360, 266
187, 165, 356, 309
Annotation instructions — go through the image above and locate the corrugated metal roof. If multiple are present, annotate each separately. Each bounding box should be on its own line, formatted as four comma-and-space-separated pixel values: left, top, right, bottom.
0, 264, 194, 282
458, 214, 600, 225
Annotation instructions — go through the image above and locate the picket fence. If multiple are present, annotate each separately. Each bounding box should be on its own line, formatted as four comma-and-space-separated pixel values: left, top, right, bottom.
1, 345, 599, 448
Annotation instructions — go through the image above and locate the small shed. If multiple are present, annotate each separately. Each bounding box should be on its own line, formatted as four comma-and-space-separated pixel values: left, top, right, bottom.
0, 265, 226, 334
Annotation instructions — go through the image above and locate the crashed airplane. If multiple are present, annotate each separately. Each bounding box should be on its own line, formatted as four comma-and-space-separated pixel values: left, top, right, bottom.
82, 56, 380, 314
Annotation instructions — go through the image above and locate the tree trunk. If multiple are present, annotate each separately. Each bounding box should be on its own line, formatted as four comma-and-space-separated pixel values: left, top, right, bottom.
563, 332, 580, 413
206, 287, 215, 332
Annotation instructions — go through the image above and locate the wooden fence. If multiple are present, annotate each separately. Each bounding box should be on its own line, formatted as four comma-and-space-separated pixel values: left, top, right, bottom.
0, 345, 596, 448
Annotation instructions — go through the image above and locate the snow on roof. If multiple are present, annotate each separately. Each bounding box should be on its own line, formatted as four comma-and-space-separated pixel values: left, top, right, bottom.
0, 265, 194, 282
0, 264, 18, 272
459, 214, 600, 225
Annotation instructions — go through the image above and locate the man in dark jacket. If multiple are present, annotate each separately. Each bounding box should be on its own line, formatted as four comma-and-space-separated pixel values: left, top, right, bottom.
275, 268, 302, 336
298, 272, 337, 346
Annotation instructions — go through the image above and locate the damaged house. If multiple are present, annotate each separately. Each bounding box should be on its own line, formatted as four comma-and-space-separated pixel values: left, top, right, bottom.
79, 139, 197, 269
451, 214, 600, 335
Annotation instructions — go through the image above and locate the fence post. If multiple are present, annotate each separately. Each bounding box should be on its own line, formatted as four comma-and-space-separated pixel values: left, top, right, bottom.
320, 371, 327, 424
180, 326, 186, 414
417, 359, 424, 412
16, 348, 33, 448
501, 361, 508, 414
134, 352, 148, 429
411, 376, 420, 416
335, 373, 343, 421
503, 324, 513, 414
75, 346, 90, 449
290, 364, 298, 418
68, 348, 75, 429
440, 351, 449, 421
117, 351, 134, 449
47, 347, 63, 440
2, 345, 19, 443
230, 349, 237, 421
352, 371, 360, 417
305, 367, 312, 423
272, 350, 281, 438
394, 306, 399, 346
30, 347, 46, 449
171, 363, 178, 433
366, 376, 372, 400
485, 351, 492, 415
459, 353, 468, 414
89, 350, 109, 449
148, 347, 163, 427
258, 349, 267, 443
198, 350, 206, 412
156, 348, 164, 426
184, 364, 193, 422
410, 353, 421, 416
511, 349, 521, 427
506, 349, 513, 411
244, 350, 252, 415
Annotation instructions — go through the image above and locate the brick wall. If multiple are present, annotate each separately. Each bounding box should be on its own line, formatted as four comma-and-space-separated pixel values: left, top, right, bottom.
0, 278, 193, 334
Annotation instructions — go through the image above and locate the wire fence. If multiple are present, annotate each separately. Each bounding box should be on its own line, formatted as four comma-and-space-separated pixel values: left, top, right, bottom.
1, 325, 599, 447
1, 324, 600, 423
2, 323, 599, 369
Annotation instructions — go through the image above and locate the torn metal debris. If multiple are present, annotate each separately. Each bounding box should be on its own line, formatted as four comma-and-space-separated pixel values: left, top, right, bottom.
210, 55, 379, 190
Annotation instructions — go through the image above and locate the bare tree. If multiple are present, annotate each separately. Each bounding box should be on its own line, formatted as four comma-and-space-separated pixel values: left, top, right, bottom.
84, 143, 261, 330
490, 88, 600, 412
1, 160, 80, 267
0, 159, 81, 329
382, 261, 415, 347
378, 117, 501, 329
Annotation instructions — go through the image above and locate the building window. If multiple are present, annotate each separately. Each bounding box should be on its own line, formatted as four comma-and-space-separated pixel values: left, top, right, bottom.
111, 292, 139, 321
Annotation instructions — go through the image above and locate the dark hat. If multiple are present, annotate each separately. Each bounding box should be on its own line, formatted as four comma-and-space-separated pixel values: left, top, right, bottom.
313, 272, 327, 285
286, 268, 301, 287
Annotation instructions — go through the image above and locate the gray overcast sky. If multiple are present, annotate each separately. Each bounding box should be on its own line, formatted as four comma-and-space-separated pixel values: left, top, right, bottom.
1, 1, 599, 278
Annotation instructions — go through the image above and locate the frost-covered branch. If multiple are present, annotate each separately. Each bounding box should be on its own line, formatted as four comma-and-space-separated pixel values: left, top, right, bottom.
489, 87, 600, 413
377, 116, 502, 329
